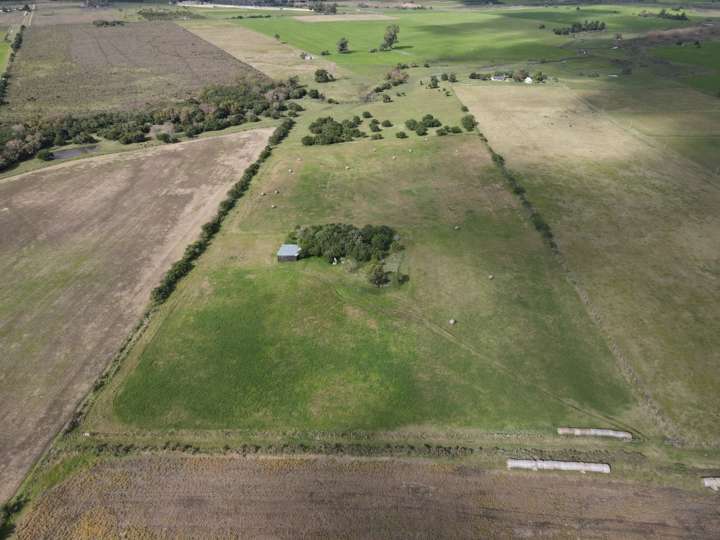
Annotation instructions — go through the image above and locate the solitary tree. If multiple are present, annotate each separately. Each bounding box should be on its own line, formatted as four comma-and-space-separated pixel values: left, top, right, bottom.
337, 37, 349, 53
368, 263, 389, 287
381, 24, 400, 50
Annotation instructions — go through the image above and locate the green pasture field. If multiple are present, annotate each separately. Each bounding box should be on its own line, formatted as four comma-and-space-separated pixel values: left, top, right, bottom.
230, 5, 698, 78
91, 85, 637, 436
0, 37, 8, 72
651, 41, 720, 95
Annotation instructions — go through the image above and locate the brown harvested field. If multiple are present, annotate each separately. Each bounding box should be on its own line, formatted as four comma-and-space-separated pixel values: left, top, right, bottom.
17, 455, 720, 539
180, 20, 338, 80
0, 128, 272, 505
30, 1, 129, 27
455, 84, 720, 446
295, 13, 397, 22
2, 21, 267, 118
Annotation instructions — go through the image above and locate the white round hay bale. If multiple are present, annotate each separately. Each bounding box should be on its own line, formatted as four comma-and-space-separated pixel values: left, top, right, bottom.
488, 275, 494, 280
271, 204, 277, 209
454, 225, 460, 230
449, 319, 456, 325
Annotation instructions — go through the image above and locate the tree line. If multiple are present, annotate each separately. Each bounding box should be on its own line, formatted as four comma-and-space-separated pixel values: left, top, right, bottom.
152, 118, 295, 304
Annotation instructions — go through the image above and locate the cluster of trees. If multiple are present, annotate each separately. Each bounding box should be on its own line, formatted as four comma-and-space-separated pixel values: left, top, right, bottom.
405, 114, 442, 136
337, 37, 349, 53
92, 19, 125, 26
314, 69, 335, 83
309, 1, 337, 14
640, 9, 688, 21
229, 14, 272, 19
137, 8, 204, 20
152, 118, 294, 304
0, 77, 302, 171
288, 223, 399, 263
301, 116, 365, 145
553, 20, 606, 35
658, 8, 689, 21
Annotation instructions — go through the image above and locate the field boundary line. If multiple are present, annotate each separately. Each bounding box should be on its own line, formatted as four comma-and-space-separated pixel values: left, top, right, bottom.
472, 130, 686, 446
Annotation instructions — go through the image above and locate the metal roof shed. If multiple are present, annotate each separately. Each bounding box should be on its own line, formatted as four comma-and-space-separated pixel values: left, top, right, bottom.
277, 244, 301, 262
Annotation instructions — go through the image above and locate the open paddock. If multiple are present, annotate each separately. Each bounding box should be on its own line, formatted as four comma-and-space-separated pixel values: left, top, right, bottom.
0, 128, 272, 505
456, 83, 720, 445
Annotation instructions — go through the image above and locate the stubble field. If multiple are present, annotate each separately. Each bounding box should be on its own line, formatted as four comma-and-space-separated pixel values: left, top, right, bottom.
2, 21, 266, 118
0, 128, 272, 504
17, 455, 720, 539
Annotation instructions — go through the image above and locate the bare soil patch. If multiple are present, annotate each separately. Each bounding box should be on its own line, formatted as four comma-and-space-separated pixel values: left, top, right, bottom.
0, 128, 272, 504
296, 13, 396, 22
3, 21, 266, 118
181, 20, 338, 80
18, 455, 720, 538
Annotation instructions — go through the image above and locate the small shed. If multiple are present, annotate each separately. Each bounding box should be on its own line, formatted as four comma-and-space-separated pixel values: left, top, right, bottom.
277, 244, 301, 262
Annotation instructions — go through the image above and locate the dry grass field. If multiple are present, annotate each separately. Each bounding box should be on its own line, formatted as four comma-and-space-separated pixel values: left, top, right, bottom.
455, 83, 720, 446
17, 455, 720, 539
0, 129, 272, 505
180, 20, 339, 81
2, 21, 266, 118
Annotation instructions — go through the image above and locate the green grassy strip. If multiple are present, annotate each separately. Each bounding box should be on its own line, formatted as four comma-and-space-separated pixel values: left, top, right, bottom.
151, 118, 294, 304
0, 24, 25, 105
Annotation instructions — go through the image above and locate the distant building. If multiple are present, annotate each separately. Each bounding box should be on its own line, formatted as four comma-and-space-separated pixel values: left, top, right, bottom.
277, 244, 301, 262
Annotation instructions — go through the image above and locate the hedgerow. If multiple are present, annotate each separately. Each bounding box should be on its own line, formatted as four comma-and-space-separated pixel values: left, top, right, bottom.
150, 118, 295, 304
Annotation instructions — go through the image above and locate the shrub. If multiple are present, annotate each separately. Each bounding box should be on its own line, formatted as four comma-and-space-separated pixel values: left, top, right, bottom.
415, 124, 427, 136
405, 119, 418, 131
428, 75, 439, 89
450, 126, 462, 134
436, 127, 448, 136
156, 132, 178, 143
441, 73, 448, 81
396, 131, 408, 138
461, 114, 477, 131
362, 111, 373, 118
370, 133, 383, 140
308, 88, 321, 99
381, 120, 392, 127
321, 50, 331, 56
315, 69, 335, 83
382, 94, 392, 103
37, 149, 54, 161
461, 105, 469, 112
368, 262, 389, 287
370, 123, 381, 132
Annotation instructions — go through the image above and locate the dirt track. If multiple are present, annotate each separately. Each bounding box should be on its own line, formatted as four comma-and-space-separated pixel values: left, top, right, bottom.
18, 455, 720, 538
0, 129, 272, 505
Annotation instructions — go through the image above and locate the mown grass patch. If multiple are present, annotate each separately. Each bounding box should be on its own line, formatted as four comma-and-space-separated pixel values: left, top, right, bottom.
110, 129, 634, 434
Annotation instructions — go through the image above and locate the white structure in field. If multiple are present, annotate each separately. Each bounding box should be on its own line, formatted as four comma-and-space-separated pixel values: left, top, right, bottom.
507, 459, 611, 474
703, 478, 720, 491
557, 427, 632, 440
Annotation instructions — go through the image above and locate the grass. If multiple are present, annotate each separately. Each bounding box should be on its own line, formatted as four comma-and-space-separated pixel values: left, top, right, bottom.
103, 82, 635, 435
651, 41, 720, 95
229, 5, 699, 79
